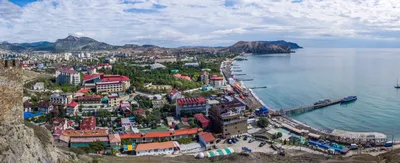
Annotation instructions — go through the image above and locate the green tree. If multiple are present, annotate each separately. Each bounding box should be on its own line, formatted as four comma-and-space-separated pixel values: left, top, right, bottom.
89, 141, 106, 152
257, 117, 269, 128
277, 132, 283, 138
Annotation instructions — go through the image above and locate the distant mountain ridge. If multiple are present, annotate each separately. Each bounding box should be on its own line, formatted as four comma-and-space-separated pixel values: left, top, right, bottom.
0, 36, 302, 54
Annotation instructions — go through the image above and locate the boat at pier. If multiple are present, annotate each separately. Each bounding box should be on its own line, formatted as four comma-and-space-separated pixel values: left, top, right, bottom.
314, 99, 331, 105
341, 96, 357, 103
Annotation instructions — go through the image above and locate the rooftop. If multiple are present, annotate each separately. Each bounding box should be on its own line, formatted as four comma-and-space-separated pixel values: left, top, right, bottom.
80, 116, 96, 130
135, 141, 179, 151
177, 97, 206, 107
199, 132, 216, 143
67, 101, 78, 107
109, 134, 121, 143
101, 75, 130, 82
120, 128, 199, 139
62, 128, 109, 137
70, 137, 109, 143
210, 75, 223, 81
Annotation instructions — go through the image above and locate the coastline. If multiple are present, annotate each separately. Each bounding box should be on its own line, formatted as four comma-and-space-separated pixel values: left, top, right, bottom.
222, 57, 391, 146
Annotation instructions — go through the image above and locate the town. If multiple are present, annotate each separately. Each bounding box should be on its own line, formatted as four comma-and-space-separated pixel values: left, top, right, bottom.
0, 49, 395, 159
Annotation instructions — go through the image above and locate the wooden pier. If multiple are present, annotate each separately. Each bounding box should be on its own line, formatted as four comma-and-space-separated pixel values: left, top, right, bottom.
280, 99, 342, 116
232, 70, 242, 72
232, 74, 246, 76
249, 86, 267, 89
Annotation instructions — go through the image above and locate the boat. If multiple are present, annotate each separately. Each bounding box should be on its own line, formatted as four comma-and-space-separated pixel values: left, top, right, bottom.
395, 78, 400, 89
341, 96, 357, 103
314, 99, 331, 105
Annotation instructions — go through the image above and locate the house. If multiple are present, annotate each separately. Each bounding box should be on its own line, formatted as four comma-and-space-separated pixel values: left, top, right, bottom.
77, 95, 106, 112
169, 89, 182, 103
132, 108, 146, 117
50, 94, 73, 106
135, 141, 180, 156
121, 118, 132, 128
66, 101, 79, 116
61, 129, 109, 147
32, 82, 45, 91
152, 96, 164, 109
183, 62, 199, 67
173, 73, 191, 81
198, 132, 216, 150
120, 128, 199, 144
23, 101, 32, 112
109, 134, 121, 150
52, 117, 67, 130
193, 113, 211, 129
80, 116, 96, 130
175, 122, 191, 130
200, 71, 209, 84
38, 102, 54, 114
108, 94, 122, 107
176, 97, 208, 117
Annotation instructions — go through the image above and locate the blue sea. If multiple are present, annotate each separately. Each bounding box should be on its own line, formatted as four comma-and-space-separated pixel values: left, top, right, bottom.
235, 48, 400, 139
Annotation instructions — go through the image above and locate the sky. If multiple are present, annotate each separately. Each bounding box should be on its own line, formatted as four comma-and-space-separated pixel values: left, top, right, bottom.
1, 0, 400, 48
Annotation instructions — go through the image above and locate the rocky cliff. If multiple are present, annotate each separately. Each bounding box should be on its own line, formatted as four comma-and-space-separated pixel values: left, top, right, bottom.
224, 41, 292, 54
0, 59, 78, 163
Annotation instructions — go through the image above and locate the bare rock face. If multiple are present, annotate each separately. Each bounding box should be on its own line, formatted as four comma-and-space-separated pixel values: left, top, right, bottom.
0, 59, 77, 163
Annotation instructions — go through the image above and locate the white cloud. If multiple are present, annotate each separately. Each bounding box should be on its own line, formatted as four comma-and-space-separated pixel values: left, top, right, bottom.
0, 0, 399, 47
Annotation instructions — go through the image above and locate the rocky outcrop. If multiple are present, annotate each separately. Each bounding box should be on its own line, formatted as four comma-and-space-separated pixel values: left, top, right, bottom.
224, 41, 293, 54
0, 59, 78, 163
54, 35, 115, 51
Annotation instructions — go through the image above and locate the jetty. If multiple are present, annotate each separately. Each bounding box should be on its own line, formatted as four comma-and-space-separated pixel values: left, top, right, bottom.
236, 78, 254, 81
249, 86, 267, 89
232, 74, 246, 76
280, 98, 343, 116
232, 70, 242, 72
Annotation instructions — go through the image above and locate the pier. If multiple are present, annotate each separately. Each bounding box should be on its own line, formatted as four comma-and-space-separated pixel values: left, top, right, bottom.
280, 99, 343, 116
249, 86, 267, 89
232, 73, 246, 76
232, 70, 242, 72
236, 78, 254, 81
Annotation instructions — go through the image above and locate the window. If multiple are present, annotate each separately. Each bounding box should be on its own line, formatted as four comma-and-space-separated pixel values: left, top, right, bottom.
225, 129, 227, 131
238, 130, 240, 133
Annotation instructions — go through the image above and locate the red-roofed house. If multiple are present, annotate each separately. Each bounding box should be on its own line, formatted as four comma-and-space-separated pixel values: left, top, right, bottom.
193, 113, 211, 129
88, 67, 97, 74
97, 63, 112, 70
80, 116, 96, 130
198, 132, 216, 149
66, 101, 79, 116
200, 71, 209, 84
109, 134, 121, 149
176, 97, 208, 117
132, 108, 146, 117
24, 101, 32, 112
210, 75, 224, 88
52, 117, 67, 130
169, 89, 182, 103
120, 128, 199, 143
173, 73, 191, 81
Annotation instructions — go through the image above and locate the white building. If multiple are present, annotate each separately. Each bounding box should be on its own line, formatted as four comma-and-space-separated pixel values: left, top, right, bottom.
50, 94, 73, 106
32, 82, 45, 91
55, 68, 80, 86
135, 141, 180, 156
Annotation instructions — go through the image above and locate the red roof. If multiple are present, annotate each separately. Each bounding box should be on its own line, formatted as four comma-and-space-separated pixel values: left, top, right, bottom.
59, 68, 78, 74
80, 116, 96, 130
120, 128, 199, 139
67, 101, 78, 107
77, 95, 102, 101
133, 108, 145, 115
200, 71, 209, 76
210, 75, 223, 81
199, 132, 215, 143
101, 75, 130, 82
177, 97, 206, 107
83, 74, 102, 81
193, 113, 211, 128
38, 101, 51, 108
24, 101, 32, 108
77, 88, 91, 93
170, 89, 180, 97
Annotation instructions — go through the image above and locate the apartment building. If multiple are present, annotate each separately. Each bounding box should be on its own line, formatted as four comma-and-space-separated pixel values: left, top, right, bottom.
50, 94, 73, 106
176, 97, 208, 117
209, 103, 248, 138
55, 68, 80, 86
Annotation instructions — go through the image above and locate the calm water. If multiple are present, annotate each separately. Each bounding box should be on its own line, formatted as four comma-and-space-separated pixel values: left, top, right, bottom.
235, 48, 400, 139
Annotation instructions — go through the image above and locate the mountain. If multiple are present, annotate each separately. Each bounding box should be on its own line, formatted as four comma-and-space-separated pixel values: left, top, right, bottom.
0, 41, 28, 52
265, 40, 302, 49
224, 41, 293, 54
54, 35, 115, 51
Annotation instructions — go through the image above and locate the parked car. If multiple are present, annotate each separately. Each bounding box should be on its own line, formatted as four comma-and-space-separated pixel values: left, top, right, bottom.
259, 141, 266, 147
216, 139, 221, 143
270, 144, 278, 151
243, 135, 248, 141
248, 139, 255, 143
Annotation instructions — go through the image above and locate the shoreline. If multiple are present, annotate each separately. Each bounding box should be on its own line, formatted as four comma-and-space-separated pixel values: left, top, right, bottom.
223, 57, 392, 146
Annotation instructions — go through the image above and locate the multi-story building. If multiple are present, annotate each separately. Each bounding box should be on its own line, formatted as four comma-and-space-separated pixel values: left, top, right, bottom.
80, 116, 96, 130
66, 101, 79, 116
176, 97, 208, 117
108, 93, 122, 107
96, 81, 124, 93
55, 68, 80, 86
210, 75, 224, 88
50, 94, 73, 106
209, 103, 248, 138
77, 95, 108, 112
155, 57, 177, 63
200, 71, 209, 84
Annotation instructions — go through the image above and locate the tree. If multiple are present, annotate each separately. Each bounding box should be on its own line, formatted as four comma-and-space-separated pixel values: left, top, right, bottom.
276, 132, 283, 138
89, 141, 106, 152
177, 138, 193, 144
257, 117, 269, 128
